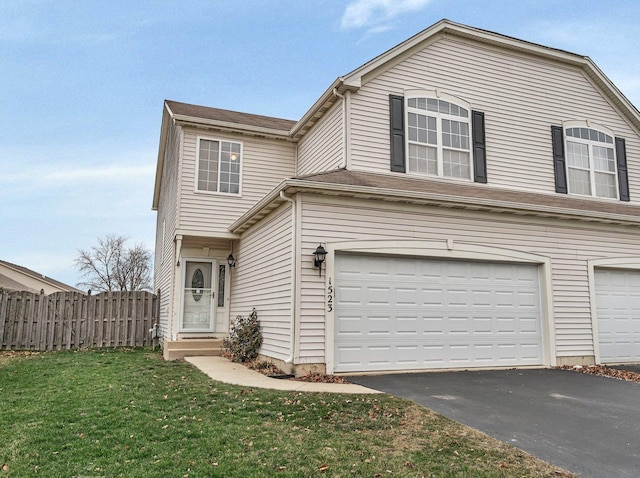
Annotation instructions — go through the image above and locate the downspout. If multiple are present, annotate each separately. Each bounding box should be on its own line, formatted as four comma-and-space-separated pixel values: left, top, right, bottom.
280, 190, 297, 365
333, 88, 348, 169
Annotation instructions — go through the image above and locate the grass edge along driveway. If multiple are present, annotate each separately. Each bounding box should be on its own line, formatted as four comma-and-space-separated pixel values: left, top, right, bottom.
0, 349, 574, 477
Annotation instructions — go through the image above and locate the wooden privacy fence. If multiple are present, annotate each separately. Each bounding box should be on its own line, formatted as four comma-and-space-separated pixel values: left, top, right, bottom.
0, 290, 158, 351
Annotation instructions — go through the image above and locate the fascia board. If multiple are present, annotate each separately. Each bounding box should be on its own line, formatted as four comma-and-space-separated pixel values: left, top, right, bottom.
341, 19, 450, 85
229, 180, 289, 233
152, 106, 171, 210
338, 18, 640, 134
582, 59, 640, 134
172, 115, 293, 140
290, 78, 344, 139
174, 229, 240, 240
343, 20, 587, 86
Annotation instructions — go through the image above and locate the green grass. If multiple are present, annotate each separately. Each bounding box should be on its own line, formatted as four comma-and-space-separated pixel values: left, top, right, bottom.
0, 349, 574, 477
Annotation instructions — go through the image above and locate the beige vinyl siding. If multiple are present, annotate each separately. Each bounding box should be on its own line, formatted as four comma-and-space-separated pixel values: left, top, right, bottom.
179, 128, 295, 233
296, 101, 343, 176
349, 35, 640, 202
230, 203, 293, 360
154, 120, 181, 339
297, 193, 640, 363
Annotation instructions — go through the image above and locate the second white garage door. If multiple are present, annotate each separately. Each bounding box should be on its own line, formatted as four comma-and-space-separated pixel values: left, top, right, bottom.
334, 254, 544, 372
595, 269, 640, 363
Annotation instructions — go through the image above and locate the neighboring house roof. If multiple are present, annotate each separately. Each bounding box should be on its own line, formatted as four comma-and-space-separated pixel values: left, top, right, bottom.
0, 259, 84, 294
230, 169, 640, 234
0, 272, 39, 293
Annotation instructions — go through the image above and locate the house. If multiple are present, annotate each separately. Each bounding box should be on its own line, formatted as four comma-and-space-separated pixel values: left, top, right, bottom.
0, 260, 84, 295
152, 19, 640, 374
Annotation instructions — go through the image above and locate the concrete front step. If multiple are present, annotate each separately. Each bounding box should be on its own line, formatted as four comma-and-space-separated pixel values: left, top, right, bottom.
163, 338, 225, 361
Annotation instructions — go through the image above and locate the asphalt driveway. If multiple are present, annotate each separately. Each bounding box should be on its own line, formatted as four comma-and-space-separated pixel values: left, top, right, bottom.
351, 369, 640, 478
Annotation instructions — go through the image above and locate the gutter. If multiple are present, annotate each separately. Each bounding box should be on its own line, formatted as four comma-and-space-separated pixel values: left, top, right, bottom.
172, 115, 293, 140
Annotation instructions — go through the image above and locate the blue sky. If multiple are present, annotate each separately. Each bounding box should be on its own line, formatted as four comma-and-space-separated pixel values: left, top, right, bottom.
2, 0, 640, 288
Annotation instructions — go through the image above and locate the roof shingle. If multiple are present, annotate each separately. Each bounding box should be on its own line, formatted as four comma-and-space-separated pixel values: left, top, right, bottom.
165, 100, 296, 132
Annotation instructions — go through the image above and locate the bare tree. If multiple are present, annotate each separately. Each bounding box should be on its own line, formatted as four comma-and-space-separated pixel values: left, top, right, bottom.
75, 234, 152, 292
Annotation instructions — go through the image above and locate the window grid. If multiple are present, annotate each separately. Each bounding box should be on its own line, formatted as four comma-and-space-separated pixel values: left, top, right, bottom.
197, 139, 241, 194
407, 96, 471, 180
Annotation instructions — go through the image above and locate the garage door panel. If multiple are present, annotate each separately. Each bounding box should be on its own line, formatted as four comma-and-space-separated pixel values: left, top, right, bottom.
595, 269, 640, 363
335, 255, 543, 372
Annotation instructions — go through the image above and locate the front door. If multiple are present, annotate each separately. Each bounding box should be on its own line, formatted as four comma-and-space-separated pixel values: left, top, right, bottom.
181, 260, 216, 332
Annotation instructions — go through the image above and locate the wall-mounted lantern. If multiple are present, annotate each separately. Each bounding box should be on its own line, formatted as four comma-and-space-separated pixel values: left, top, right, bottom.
313, 244, 327, 277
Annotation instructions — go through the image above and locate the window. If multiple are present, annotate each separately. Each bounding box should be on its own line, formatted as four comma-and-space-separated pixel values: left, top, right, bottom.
566, 125, 616, 199
389, 92, 486, 183
196, 138, 242, 194
552, 123, 629, 201
217, 264, 226, 308
407, 96, 472, 180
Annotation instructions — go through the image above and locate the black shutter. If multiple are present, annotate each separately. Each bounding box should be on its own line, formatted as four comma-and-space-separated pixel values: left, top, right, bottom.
389, 94, 405, 173
551, 126, 567, 194
616, 137, 630, 201
471, 111, 487, 183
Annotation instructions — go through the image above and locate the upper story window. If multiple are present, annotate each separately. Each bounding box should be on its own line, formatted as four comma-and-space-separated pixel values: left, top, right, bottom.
565, 126, 616, 198
552, 122, 629, 201
196, 137, 242, 194
389, 91, 487, 184
406, 95, 472, 180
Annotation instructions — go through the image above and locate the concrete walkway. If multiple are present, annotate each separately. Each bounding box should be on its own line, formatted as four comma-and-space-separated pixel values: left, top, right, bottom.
185, 356, 380, 394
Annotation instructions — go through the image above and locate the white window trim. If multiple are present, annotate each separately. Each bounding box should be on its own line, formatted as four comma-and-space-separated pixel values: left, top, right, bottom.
195, 135, 244, 197
404, 89, 473, 181
563, 120, 618, 200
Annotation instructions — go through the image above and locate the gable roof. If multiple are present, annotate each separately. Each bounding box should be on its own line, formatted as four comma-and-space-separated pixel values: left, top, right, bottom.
0, 259, 84, 293
292, 19, 640, 138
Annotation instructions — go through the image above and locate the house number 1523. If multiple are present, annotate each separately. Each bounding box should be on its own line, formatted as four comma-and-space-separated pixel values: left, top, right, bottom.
327, 278, 333, 312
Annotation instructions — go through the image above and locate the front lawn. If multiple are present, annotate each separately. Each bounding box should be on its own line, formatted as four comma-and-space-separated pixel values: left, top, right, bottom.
0, 349, 574, 477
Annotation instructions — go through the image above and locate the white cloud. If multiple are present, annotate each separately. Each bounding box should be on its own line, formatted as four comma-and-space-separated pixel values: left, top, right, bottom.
341, 0, 433, 30
0, 164, 155, 194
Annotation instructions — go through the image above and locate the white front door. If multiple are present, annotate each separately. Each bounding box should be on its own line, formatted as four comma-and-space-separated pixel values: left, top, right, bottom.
181, 260, 216, 332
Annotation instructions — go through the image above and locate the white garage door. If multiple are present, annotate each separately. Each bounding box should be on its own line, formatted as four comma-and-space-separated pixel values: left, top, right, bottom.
334, 254, 543, 372
595, 269, 640, 363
